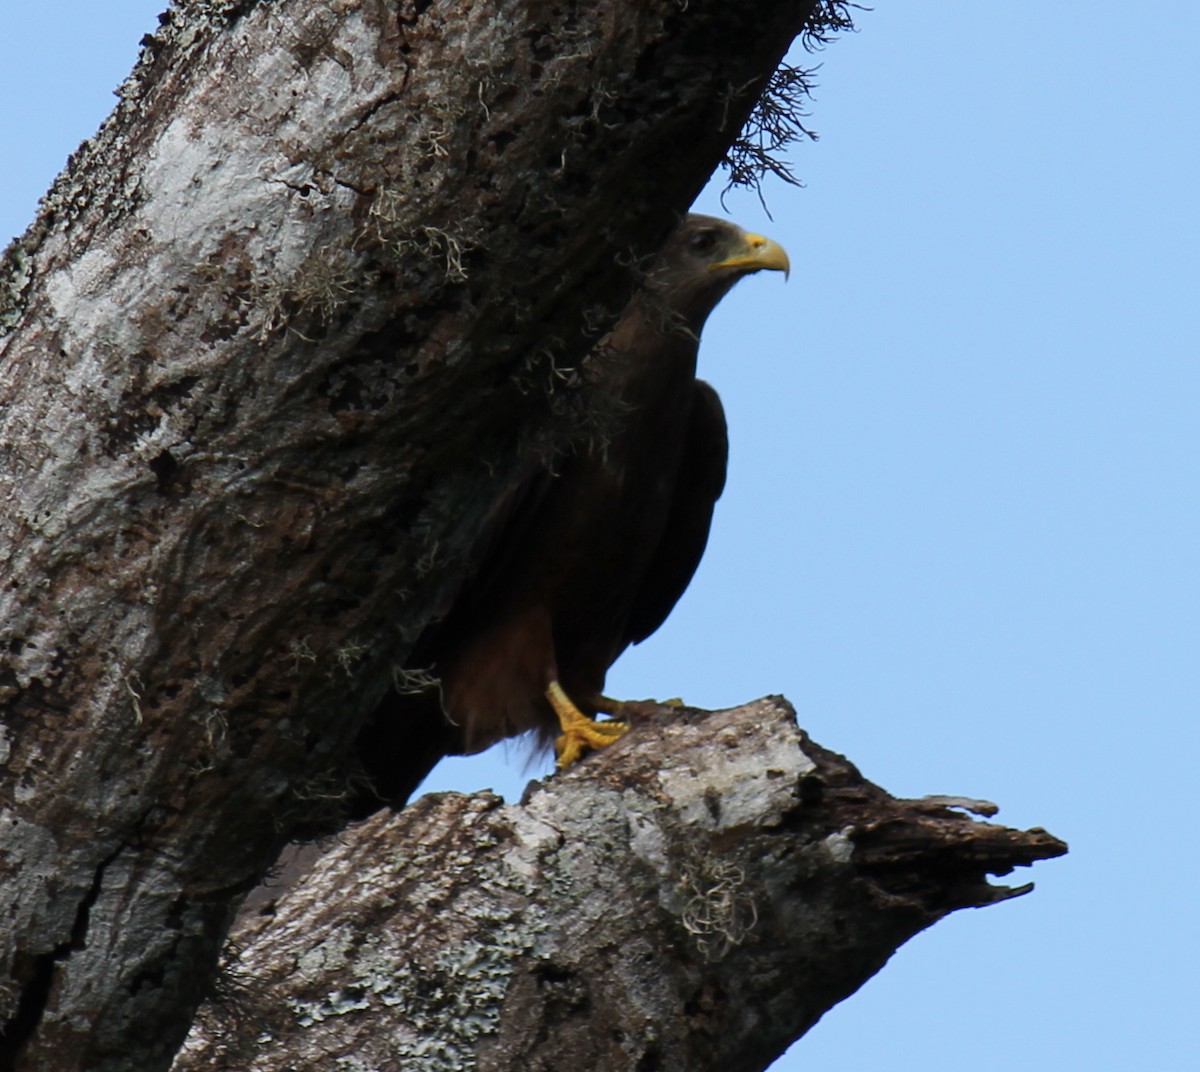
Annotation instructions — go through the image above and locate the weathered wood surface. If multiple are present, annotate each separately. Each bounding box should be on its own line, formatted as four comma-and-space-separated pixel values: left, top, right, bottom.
175, 698, 1065, 1072
0, 1, 832, 1068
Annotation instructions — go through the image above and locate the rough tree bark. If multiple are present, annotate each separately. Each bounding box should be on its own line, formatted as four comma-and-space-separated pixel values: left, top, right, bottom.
172, 699, 1065, 1072
0, 1, 841, 1069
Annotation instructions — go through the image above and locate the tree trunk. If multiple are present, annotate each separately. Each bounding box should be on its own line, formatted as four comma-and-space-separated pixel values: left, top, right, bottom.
0, 1, 835, 1068
172, 698, 1065, 1072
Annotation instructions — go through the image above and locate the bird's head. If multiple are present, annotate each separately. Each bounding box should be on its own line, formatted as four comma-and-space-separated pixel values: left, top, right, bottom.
645, 213, 790, 333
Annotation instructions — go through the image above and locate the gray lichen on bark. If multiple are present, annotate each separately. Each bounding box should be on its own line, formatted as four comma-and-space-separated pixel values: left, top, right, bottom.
174, 699, 1064, 1072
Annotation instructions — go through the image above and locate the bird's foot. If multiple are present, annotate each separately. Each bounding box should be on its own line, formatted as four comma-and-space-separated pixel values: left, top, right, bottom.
547, 681, 628, 768
593, 694, 683, 721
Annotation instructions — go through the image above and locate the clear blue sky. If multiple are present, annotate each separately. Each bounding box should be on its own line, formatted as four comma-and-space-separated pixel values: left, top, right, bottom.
4, 4, 1198, 1070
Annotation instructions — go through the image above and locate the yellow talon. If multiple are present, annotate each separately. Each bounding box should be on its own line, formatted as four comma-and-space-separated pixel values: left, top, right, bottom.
546, 680, 628, 768
593, 693, 684, 718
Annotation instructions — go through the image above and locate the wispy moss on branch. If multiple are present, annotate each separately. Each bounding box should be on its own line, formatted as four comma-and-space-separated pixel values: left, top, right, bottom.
722, 2, 864, 199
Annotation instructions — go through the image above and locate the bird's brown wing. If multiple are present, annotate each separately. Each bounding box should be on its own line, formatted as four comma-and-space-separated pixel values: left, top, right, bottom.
623, 379, 728, 646
420, 459, 558, 647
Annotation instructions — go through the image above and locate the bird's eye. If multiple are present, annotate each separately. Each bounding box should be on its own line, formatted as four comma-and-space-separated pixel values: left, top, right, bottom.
688, 230, 718, 255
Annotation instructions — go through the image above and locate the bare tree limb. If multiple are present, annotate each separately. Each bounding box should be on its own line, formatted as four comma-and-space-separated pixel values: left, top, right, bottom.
175, 698, 1065, 1072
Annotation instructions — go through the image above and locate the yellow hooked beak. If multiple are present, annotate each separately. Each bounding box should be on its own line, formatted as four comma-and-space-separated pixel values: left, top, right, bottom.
709, 231, 790, 279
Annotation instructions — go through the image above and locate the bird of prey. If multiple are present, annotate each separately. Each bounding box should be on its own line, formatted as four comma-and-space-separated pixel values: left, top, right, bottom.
354, 214, 788, 806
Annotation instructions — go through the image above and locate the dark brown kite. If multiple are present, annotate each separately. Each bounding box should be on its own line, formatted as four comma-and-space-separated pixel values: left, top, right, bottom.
355, 214, 788, 806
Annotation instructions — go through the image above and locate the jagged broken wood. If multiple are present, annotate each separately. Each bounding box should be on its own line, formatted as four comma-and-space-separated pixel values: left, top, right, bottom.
174, 698, 1066, 1072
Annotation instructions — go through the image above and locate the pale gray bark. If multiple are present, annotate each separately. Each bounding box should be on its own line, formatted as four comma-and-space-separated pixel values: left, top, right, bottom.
174, 698, 1065, 1072
0, 1, 832, 1069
